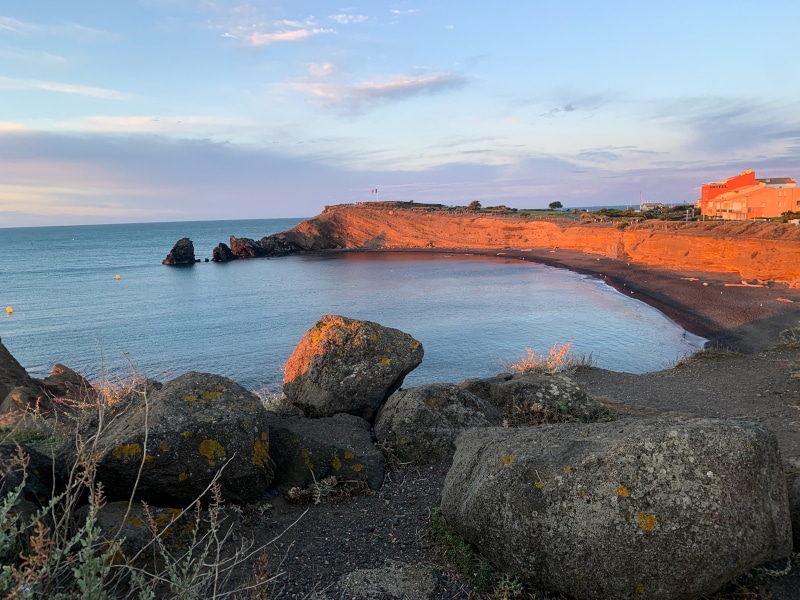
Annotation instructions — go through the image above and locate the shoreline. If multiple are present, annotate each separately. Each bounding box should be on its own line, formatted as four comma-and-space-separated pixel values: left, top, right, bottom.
335, 246, 800, 354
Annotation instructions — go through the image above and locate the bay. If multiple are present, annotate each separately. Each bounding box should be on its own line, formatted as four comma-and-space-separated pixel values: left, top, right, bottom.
1, 219, 705, 391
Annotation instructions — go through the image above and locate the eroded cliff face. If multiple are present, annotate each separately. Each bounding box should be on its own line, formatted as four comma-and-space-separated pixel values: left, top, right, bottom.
269, 204, 800, 283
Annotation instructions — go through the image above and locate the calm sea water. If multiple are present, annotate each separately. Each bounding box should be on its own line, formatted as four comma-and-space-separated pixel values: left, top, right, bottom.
1, 219, 704, 390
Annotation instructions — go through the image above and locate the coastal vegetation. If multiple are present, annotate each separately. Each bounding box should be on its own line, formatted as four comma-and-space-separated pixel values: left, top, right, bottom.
0, 377, 273, 599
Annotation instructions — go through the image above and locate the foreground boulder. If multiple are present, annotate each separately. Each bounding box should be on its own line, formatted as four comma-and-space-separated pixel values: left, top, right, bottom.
88, 372, 275, 506
268, 413, 384, 490
0, 337, 33, 402
283, 315, 424, 420
162, 237, 197, 265
441, 417, 791, 600
460, 370, 614, 425
374, 384, 503, 463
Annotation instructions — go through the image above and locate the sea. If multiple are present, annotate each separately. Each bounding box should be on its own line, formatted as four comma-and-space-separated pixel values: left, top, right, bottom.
0, 218, 705, 391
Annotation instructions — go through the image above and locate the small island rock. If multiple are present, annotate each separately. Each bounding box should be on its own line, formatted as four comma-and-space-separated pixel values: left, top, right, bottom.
162, 237, 197, 265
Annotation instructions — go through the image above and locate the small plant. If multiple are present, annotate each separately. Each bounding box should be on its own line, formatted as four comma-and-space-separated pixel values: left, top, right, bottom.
506, 342, 593, 374
429, 507, 516, 594
674, 345, 742, 367
772, 321, 800, 351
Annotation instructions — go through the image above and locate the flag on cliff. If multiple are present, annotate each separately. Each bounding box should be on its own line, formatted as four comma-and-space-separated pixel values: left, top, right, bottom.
371, 188, 377, 194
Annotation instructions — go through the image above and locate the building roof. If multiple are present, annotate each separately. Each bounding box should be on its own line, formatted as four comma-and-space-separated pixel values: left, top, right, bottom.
757, 177, 796, 185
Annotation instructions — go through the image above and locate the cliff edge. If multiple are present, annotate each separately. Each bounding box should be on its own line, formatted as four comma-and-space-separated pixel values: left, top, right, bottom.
258, 203, 800, 283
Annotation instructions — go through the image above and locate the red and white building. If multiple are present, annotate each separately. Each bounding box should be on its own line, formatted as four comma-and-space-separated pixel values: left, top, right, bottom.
696, 169, 799, 220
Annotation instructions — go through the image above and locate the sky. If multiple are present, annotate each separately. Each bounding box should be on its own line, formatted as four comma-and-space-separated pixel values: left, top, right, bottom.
2, 1, 800, 227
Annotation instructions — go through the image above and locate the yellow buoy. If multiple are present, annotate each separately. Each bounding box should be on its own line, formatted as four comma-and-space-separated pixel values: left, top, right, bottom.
115, 274, 121, 280
5, 306, 12, 314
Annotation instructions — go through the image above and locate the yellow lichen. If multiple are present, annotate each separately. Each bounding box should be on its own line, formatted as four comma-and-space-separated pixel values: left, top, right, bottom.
343, 450, 355, 460
199, 439, 226, 466
160, 440, 171, 452
182, 431, 193, 439
638, 513, 657, 532
178, 473, 188, 481
502, 454, 515, 466
301, 448, 314, 470
563, 465, 572, 474
351, 463, 363, 473
615, 486, 630, 497
144, 454, 154, 465
332, 457, 342, 471
410, 340, 420, 349
636, 584, 647, 593
112, 443, 142, 460
252, 435, 270, 467
203, 390, 220, 401
380, 357, 391, 365
534, 480, 544, 489
184, 394, 197, 402
578, 490, 586, 499
182, 523, 195, 535
125, 515, 143, 528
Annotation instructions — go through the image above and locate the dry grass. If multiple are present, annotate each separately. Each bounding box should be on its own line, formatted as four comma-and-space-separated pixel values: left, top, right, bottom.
505, 342, 594, 375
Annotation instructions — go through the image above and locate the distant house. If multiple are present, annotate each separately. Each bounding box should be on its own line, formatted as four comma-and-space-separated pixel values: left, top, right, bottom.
696, 169, 799, 220
639, 202, 665, 212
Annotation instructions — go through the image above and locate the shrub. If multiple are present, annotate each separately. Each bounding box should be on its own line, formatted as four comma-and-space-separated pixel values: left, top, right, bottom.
506, 342, 593, 374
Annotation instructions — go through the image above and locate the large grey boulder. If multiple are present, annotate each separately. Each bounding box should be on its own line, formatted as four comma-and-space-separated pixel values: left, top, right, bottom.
441, 417, 792, 600
283, 315, 424, 420
374, 383, 503, 464
268, 412, 385, 491
88, 372, 275, 506
460, 371, 613, 425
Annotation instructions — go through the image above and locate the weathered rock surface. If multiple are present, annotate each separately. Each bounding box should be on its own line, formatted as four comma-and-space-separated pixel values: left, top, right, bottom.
39, 363, 95, 403
460, 371, 614, 424
0, 384, 51, 420
337, 559, 437, 599
78, 501, 240, 566
211, 242, 237, 262
88, 372, 275, 506
229, 235, 267, 258
0, 337, 33, 402
268, 412, 384, 490
283, 315, 424, 420
791, 473, 800, 551
0, 442, 59, 505
441, 417, 792, 600
162, 237, 197, 265
374, 383, 502, 463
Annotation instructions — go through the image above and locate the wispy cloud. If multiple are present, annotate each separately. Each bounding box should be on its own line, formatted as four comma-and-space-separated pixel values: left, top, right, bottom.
651, 97, 800, 155
221, 17, 332, 46
0, 15, 114, 40
0, 76, 128, 99
308, 62, 337, 79
390, 9, 419, 15
540, 103, 576, 118
298, 72, 469, 113
329, 13, 368, 25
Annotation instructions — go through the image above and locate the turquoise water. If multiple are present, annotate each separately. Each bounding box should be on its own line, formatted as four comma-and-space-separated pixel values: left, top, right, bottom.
0, 219, 704, 390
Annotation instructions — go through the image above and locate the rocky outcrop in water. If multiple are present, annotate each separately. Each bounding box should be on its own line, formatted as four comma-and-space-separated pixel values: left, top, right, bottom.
211, 242, 237, 262
162, 237, 197, 265
441, 417, 792, 600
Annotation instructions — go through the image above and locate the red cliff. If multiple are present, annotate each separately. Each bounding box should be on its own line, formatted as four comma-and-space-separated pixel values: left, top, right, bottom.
269, 204, 800, 283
